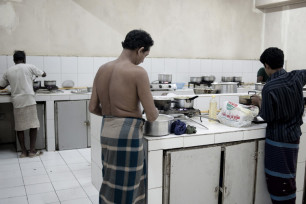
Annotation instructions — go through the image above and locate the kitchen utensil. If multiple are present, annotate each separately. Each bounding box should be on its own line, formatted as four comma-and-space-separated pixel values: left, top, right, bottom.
175, 82, 185, 89
158, 74, 172, 83
186, 117, 209, 129
33, 81, 41, 90
239, 91, 257, 105
62, 80, 75, 88
44, 80, 56, 87
255, 83, 265, 91
87, 87, 92, 92
202, 75, 215, 83
233, 76, 242, 82
221, 76, 234, 82
143, 114, 174, 136
212, 82, 238, 93
154, 97, 174, 111
193, 88, 215, 94
190, 77, 202, 83
173, 96, 199, 109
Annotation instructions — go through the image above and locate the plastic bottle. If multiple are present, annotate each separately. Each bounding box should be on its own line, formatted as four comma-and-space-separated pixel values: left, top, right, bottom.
209, 95, 217, 121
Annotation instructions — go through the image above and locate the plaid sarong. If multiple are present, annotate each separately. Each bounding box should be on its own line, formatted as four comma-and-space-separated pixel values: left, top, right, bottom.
99, 116, 146, 204
265, 138, 300, 204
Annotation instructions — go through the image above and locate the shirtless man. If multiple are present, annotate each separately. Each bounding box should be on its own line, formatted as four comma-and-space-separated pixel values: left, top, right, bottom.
89, 29, 158, 204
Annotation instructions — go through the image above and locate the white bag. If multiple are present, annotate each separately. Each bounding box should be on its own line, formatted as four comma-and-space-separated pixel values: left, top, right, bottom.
217, 101, 259, 128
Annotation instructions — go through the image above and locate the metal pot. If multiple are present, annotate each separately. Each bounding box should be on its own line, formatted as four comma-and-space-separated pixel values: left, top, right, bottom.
174, 96, 199, 108
33, 81, 41, 90
221, 76, 234, 82
44, 80, 56, 87
190, 77, 202, 83
144, 114, 174, 136
239, 91, 257, 105
233, 76, 242, 82
212, 82, 238, 93
154, 98, 173, 111
193, 88, 216, 95
158, 74, 172, 83
255, 83, 265, 91
202, 75, 215, 83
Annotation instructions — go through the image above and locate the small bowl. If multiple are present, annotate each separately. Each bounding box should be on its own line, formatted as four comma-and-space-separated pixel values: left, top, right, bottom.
175, 82, 185, 89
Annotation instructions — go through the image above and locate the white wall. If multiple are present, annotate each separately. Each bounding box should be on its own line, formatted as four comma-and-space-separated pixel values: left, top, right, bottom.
0, 0, 264, 59
263, 3, 306, 71
0, 55, 261, 88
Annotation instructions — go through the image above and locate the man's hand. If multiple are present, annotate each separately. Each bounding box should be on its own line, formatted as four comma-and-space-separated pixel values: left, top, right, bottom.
251, 95, 261, 108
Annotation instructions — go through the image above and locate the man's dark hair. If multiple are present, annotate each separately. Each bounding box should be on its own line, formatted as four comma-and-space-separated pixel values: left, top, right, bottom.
260, 47, 284, 69
13, 50, 26, 63
121, 29, 154, 52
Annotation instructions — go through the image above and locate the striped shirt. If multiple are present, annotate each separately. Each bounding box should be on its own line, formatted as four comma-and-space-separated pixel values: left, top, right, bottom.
259, 69, 306, 142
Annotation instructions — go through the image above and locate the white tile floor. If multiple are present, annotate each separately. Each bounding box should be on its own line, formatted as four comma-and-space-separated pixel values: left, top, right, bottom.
0, 145, 99, 204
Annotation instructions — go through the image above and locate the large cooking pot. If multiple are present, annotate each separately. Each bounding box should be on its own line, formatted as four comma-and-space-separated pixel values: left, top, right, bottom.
233, 76, 242, 82
174, 96, 198, 108
202, 75, 215, 83
44, 80, 56, 87
154, 97, 173, 111
158, 74, 172, 83
255, 83, 265, 91
239, 91, 257, 105
190, 77, 202, 83
221, 76, 234, 82
212, 82, 238, 93
144, 114, 174, 136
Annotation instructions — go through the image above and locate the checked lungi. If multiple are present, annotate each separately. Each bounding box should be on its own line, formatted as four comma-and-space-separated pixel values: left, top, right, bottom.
99, 116, 146, 204
265, 138, 300, 204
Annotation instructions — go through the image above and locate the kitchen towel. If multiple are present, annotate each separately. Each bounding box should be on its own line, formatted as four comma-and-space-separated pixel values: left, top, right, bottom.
171, 120, 187, 135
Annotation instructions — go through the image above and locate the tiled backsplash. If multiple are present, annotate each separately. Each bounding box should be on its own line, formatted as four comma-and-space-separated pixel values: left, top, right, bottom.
0, 55, 262, 87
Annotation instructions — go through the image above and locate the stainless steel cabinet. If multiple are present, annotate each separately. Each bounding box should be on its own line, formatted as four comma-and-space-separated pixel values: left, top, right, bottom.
163, 146, 221, 204
254, 140, 272, 204
55, 100, 90, 150
16, 103, 45, 151
222, 142, 256, 204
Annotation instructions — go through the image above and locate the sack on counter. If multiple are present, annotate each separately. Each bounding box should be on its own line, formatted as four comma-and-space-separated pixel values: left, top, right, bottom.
217, 101, 259, 128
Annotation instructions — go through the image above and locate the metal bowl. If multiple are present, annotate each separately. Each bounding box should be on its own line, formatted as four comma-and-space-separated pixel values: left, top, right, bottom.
221, 76, 234, 82
143, 114, 174, 136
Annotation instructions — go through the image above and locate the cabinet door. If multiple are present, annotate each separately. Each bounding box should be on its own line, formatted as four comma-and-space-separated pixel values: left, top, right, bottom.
56, 100, 87, 150
165, 146, 221, 204
223, 142, 256, 204
86, 100, 91, 147
254, 140, 272, 204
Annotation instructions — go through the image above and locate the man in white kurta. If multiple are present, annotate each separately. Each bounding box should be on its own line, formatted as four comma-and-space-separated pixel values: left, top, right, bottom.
0, 50, 46, 158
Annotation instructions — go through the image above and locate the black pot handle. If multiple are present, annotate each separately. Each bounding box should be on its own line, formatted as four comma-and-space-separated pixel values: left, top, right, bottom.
188, 96, 199, 101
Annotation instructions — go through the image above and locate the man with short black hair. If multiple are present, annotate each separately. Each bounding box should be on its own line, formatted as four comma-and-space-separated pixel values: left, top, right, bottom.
89, 30, 158, 204
0, 50, 46, 158
252, 47, 306, 203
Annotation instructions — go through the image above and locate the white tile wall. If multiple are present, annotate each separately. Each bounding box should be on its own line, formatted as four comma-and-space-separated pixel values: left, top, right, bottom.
7, 56, 14, 68
44, 56, 61, 74
0, 55, 260, 88
61, 57, 77, 74
27, 56, 44, 69
78, 57, 93, 74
